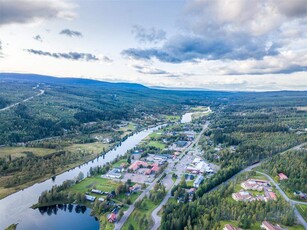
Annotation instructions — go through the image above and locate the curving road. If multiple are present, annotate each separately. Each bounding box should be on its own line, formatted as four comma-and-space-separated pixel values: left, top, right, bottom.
255, 171, 307, 229
0, 88, 44, 112
114, 172, 165, 230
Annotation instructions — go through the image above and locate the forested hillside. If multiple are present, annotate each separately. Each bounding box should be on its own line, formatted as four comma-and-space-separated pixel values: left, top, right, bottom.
162, 91, 307, 229
260, 150, 307, 193
0, 73, 232, 145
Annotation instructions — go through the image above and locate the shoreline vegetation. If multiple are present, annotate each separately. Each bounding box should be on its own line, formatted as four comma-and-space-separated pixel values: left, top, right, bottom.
0, 122, 142, 199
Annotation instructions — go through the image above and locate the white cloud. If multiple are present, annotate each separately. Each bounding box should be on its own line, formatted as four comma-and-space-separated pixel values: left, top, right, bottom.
0, 0, 77, 26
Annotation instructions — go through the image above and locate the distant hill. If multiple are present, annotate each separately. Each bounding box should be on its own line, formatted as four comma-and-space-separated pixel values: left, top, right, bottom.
0, 73, 147, 89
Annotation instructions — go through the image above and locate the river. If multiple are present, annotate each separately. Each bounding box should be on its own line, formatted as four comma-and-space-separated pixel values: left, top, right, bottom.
0, 125, 163, 229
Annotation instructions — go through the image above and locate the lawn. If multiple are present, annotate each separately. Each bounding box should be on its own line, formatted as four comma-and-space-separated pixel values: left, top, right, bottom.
99, 215, 114, 230
68, 176, 119, 194
122, 198, 157, 230
114, 191, 141, 204
296, 204, 307, 221
149, 132, 162, 139
112, 159, 128, 168
0, 147, 55, 158
147, 141, 166, 149
186, 180, 194, 187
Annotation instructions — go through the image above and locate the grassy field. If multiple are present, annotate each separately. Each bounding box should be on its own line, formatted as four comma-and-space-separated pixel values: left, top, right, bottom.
119, 123, 136, 137
64, 142, 110, 154
164, 115, 180, 122
149, 132, 162, 139
122, 198, 157, 230
296, 204, 307, 221
0, 147, 55, 158
147, 141, 166, 149
99, 215, 114, 230
68, 176, 119, 194
112, 159, 128, 168
191, 106, 209, 111
114, 191, 141, 204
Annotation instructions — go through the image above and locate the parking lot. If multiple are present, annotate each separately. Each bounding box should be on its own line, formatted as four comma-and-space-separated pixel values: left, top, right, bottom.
121, 172, 155, 184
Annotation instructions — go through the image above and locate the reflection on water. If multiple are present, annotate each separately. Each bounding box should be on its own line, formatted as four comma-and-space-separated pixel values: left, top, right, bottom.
18, 204, 99, 230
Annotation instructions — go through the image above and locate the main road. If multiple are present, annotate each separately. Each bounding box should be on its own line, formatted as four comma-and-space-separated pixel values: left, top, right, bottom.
150, 121, 210, 230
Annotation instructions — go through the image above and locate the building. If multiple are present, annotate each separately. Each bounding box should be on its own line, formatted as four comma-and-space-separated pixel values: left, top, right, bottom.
91, 189, 103, 195
85, 195, 96, 202
266, 191, 277, 201
153, 154, 168, 161
106, 168, 122, 179
129, 184, 141, 193
223, 224, 242, 230
98, 197, 105, 202
241, 179, 266, 191
261, 221, 283, 230
278, 173, 288, 180
128, 160, 148, 171
175, 140, 188, 148
107, 212, 117, 223
193, 175, 204, 188
145, 163, 160, 175
232, 191, 252, 201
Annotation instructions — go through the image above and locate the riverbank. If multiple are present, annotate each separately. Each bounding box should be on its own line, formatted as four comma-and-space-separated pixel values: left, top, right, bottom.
0, 143, 113, 200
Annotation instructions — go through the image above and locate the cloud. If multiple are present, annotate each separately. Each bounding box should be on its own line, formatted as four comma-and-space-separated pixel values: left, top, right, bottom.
33, 35, 43, 42
277, 0, 307, 18
132, 25, 166, 43
0, 41, 3, 58
26, 49, 99, 61
122, 0, 307, 76
122, 35, 280, 63
60, 29, 83, 37
0, 0, 76, 26
102, 56, 113, 63
133, 65, 170, 75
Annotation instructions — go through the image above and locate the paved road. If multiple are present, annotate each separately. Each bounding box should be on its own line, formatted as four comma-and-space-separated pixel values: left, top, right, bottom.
255, 171, 307, 229
0, 89, 44, 112
114, 172, 165, 230
151, 178, 180, 230
150, 122, 210, 230
209, 142, 306, 193
208, 142, 307, 228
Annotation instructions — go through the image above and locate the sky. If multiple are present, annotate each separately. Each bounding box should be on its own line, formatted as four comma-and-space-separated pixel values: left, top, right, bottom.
0, 0, 306, 91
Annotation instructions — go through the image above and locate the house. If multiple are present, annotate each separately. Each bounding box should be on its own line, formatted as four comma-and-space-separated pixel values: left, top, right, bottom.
193, 175, 204, 188
175, 141, 188, 148
91, 189, 103, 195
266, 191, 277, 201
223, 224, 242, 230
128, 160, 148, 171
241, 179, 265, 191
107, 212, 117, 223
261, 221, 283, 230
232, 191, 252, 201
145, 163, 160, 175
106, 168, 122, 179
153, 154, 168, 161
98, 197, 105, 202
129, 184, 141, 193
85, 195, 96, 202
278, 173, 288, 180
